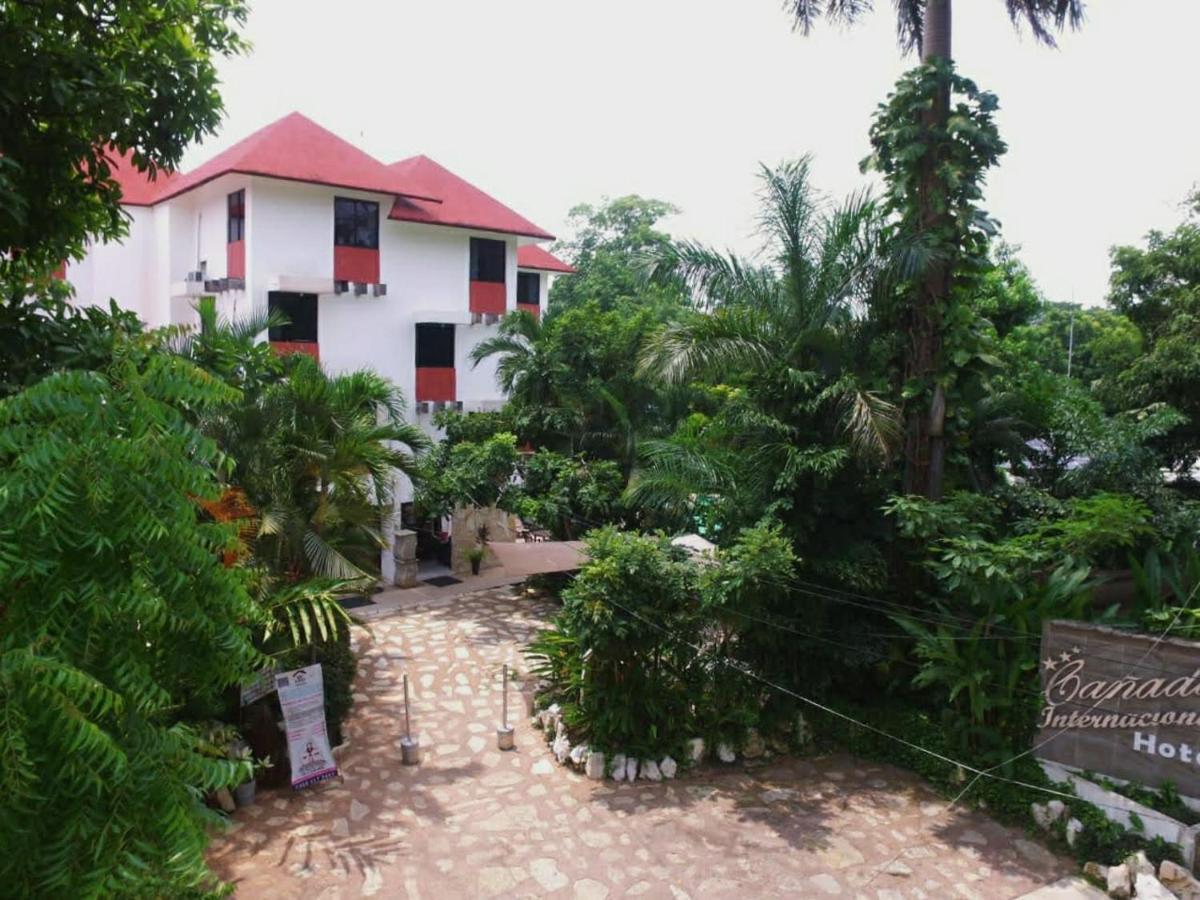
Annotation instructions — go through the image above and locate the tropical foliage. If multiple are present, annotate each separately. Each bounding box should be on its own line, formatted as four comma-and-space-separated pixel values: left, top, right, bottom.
0, 340, 261, 897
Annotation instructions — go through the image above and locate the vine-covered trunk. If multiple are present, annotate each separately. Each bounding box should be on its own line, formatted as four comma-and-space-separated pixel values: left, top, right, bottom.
902, 0, 953, 500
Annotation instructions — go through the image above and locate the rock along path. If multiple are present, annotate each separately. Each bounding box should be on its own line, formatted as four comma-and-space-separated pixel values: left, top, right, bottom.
208, 585, 1074, 899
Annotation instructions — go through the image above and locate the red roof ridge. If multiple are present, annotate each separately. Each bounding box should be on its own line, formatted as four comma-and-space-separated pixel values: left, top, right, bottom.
517, 245, 575, 274
107, 117, 551, 242
385, 154, 554, 241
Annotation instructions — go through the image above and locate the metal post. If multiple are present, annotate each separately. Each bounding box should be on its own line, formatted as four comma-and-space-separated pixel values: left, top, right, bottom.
497, 663, 515, 751
401, 672, 420, 765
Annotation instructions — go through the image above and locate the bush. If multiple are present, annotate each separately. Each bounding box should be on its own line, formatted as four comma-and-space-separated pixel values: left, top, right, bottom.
527, 527, 700, 758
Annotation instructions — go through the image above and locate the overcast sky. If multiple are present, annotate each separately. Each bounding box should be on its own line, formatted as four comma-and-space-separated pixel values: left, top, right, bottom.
192, 0, 1199, 307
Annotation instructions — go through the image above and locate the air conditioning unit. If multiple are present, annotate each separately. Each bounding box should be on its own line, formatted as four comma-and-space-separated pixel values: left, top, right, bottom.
203, 278, 228, 293
227, 277, 245, 292
432, 401, 448, 413
453, 401, 464, 412
184, 270, 204, 283
353, 281, 368, 296
483, 313, 500, 326
416, 401, 430, 414
372, 283, 387, 297
333, 280, 349, 295
470, 312, 483, 325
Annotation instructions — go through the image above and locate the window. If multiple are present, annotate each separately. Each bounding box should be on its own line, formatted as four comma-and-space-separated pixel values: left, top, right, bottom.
268, 292, 318, 343
227, 189, 245, 242
415, 323, 455, 368
334, 197, 379, 249
517, 272, 540, 305
470, 237, 506, 283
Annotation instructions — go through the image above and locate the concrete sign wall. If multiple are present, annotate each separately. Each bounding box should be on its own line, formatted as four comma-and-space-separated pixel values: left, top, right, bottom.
1037, 620, 1200, 795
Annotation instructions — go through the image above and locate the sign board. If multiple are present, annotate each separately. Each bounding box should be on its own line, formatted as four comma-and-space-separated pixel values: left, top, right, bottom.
240, 666, 278, 706
1037, 620, 1200, 796
275, 664, 339, 791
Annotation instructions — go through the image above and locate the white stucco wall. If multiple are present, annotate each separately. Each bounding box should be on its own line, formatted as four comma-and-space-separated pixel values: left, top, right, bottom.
65, 175, 534, 582
66, 206, 156, 323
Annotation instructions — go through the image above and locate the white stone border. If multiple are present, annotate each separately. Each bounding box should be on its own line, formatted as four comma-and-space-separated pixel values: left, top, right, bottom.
1040, 759, 1200, 870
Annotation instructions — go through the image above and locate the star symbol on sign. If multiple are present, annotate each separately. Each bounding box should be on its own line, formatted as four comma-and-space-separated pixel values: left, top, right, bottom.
1059, 651, 1072, 663
1043, 658, 1058, 671
1072, 646, 1082, 654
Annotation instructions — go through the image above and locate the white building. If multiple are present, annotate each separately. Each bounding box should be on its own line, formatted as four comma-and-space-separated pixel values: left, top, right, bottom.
64, 112, 574, 580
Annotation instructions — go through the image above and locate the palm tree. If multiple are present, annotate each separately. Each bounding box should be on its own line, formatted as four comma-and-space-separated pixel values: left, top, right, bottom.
469, 310, 564, 409
785, 1, 1083, 63
469, 309, 584, 448
784, 0, 1084, 499
251, 354, 429, 582
637, 158, 900, 546
169, 301, 428, 582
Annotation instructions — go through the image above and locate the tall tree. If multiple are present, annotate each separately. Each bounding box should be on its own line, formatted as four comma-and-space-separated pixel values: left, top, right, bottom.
0, 0, 248, 280
1105, 190, 1200, 473
639, 158, 899, 581
548, 195, 688, 318
783, 0, 1084, 498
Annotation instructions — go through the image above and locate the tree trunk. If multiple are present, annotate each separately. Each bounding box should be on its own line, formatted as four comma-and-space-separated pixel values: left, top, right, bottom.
902, 0, 952, 500
921, 0, 952, 63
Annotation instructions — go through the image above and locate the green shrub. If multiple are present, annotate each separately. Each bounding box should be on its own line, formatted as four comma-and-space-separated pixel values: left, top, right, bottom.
527, 527, 700, 758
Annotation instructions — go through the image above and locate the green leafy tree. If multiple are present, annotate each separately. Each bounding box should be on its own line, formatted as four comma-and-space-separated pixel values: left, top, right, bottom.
972, 242, 1044, 338
785, 0, 1083, 498
1106, 191, 1200, 472
414, 431, 522, 521
999, 300, 1142, 395
865, 62, 1007, 498
0, 339, 261, 897
0, 0, 248, 280
548, 195, 688, 318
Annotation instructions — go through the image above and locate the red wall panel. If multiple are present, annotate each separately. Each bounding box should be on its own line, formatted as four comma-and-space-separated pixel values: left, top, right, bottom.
227, 239, 246, 279
334, 245, 380, 283
416, 367, 456, 402
469, 280, 506, 315
270, 341, 319, 362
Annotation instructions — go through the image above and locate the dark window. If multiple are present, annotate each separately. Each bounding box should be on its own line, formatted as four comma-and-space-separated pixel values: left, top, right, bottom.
469, 237, 506, 283
227, 189, 245, 242
517, 271, 540, 305
415, 323, 455, 368
268, 292, 318, 343
334, 197, 379, 249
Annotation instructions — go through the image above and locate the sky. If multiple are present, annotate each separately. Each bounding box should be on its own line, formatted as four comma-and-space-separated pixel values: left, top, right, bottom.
192, 0, 1200, 307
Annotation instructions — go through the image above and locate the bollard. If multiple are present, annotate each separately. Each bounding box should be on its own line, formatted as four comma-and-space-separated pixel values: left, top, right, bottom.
401, 673, 421, 765
497, 663, 515, 751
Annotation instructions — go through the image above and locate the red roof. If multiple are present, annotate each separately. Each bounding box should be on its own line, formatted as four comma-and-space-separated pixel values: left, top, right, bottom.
517, 245, 575, 274
152, 113, 439, 203
105, 150, 178, 207
104, 114, 552, 241
387, 155, 554, 240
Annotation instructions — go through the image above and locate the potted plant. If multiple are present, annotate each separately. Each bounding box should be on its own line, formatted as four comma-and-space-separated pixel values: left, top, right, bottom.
467, 545, 485, 576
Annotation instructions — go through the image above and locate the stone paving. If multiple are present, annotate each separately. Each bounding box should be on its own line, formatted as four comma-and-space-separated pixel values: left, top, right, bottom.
208, 585, 1076, 898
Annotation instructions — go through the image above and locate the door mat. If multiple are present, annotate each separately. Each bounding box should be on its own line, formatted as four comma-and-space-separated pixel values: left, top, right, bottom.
422, 575, 462, 588
337, 595, 375, 610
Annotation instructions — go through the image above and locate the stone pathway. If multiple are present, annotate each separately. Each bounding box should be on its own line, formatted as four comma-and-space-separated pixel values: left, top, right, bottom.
208, 586, 1075, 898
